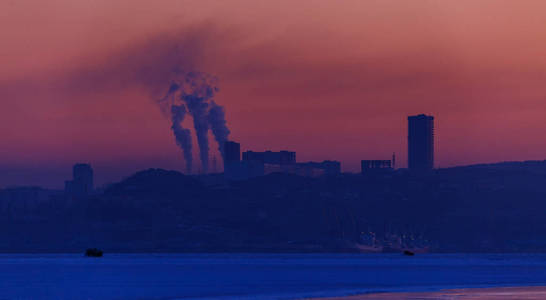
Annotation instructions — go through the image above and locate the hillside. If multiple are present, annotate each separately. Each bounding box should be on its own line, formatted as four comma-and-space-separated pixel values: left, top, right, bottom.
1, 161, 546, 252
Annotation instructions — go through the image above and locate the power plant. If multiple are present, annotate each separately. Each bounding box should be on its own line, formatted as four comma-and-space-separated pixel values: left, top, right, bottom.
206, 114, 435, 178
155, 71, 434, 177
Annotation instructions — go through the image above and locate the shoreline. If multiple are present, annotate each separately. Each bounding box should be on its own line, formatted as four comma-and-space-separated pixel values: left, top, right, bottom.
306, 286, 546, 299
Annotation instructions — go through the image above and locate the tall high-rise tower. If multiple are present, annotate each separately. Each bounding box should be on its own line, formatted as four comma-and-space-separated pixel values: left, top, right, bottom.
408, 114, 434, 171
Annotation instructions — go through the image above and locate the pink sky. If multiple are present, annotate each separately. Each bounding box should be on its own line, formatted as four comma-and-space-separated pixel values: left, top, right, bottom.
2, 0, 546, 188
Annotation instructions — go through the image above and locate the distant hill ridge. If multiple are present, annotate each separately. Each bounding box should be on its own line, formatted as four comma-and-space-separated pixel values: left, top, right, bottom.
2, 160, 546, 253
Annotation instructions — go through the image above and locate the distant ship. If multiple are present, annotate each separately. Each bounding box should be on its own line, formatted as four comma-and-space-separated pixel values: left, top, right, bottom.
85, 248, 103, 257
356, 231, 430, 253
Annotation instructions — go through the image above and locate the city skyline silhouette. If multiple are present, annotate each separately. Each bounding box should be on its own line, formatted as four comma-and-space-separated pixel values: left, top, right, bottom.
2, 2, 546, 299
3, 1, 546, 189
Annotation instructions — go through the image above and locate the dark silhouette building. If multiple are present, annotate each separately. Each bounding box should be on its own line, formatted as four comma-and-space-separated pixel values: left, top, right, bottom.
224, 141, 256, 179
65, 163, 94, 198
242, 150, 296, 165
225, 144, 340, 179
408, 114, 434, 171
223, 141, 241, 164
361, 160, 392, 174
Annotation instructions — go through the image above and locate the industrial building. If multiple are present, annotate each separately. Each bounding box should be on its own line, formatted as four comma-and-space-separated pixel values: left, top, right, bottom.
242, 150, 296, 165
361, 160, 393, 174
224, 141, 241, 164
224, 141, 340, 179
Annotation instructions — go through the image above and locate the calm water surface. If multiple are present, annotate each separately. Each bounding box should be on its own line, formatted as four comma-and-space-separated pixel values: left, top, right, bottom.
0, 253, 545, 299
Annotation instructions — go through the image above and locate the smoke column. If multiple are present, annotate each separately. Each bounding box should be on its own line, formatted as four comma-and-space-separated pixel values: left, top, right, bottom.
182, 94, 210, 173
208, 100, 230, 157
158, 71, 229, 174
170, 104, 193, 173
178, 72, 220, 174
157, 82, 193, 173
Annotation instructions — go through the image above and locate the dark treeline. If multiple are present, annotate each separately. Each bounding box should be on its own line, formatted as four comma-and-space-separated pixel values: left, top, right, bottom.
1, 161, 546, 253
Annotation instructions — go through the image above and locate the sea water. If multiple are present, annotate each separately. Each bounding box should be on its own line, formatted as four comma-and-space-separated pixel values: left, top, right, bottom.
0, 253, 545, 299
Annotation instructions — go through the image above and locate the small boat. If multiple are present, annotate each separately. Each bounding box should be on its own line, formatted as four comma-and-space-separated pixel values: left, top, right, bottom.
403, 250, 415, 256
85, 248, 103, 257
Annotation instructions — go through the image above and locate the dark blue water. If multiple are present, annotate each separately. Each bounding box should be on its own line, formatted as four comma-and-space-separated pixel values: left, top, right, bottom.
0, 253, 545, 299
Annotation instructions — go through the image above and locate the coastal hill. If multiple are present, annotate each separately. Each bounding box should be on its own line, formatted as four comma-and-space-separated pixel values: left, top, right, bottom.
1, 161, 546, 252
